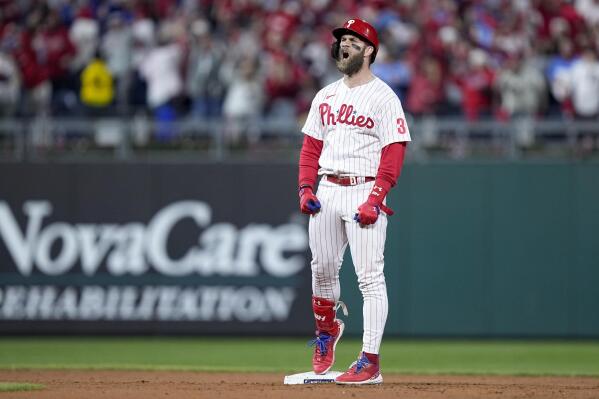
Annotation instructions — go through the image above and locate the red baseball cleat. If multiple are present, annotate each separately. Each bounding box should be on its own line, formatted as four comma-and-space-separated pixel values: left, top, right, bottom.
335, 352, 383, 385
309, 319, 344, 374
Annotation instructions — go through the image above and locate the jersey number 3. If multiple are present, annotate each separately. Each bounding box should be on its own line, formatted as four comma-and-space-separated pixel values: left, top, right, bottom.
396, 118, 407, 134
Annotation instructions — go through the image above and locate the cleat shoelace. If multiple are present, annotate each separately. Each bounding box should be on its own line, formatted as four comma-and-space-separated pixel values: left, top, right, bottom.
308, 334, 332, 356
354, 355, 370, 373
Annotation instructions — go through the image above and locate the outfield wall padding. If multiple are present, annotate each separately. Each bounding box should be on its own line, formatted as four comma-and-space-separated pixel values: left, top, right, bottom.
0, 161, 597, 337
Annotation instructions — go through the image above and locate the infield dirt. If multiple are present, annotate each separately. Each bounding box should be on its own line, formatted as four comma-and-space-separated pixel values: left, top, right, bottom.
1, 370, 598, 399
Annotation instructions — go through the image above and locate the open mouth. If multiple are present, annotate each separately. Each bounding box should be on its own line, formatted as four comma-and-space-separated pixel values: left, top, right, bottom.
342, 51, 349, 59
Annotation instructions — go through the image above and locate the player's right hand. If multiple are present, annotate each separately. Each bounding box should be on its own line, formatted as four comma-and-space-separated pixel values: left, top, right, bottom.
299, 186, 321, 215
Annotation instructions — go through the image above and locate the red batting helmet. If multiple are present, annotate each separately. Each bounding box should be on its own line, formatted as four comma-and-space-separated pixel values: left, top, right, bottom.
332, 19, 379, 62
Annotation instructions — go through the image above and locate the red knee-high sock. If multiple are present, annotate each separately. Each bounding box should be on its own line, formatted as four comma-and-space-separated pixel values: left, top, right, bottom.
312, 296, 339, 335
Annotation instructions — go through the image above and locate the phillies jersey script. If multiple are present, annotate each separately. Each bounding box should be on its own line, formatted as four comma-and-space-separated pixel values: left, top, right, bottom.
302, 77, 411, 177
301, 76, 410, 356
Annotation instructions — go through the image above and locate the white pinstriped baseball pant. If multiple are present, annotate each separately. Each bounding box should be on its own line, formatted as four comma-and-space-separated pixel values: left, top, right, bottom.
309, 177, 389, 354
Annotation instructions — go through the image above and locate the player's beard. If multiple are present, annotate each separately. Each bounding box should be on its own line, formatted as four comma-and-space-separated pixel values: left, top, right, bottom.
336, 47, 365, 76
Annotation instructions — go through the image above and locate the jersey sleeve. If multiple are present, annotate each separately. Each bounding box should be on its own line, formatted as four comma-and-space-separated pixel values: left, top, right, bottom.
301, 91, 326, 140
376, 95, 411, 147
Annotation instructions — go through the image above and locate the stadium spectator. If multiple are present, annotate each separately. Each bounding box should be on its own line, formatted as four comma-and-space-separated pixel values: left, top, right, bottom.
100, 12, 132, 111
69, 6, 99, 75
545, 37, 578, 116
11, 16, 52, 118
491, 4, 532, 58
371, 45, 411, 100
138, 26, 184, 141
406, 54, 444, 116
263, 50, 303, 120
39, 9, 76, 114
128, 9, 155, 110
565, 46, 599, 153
295, 73, 320, 122
575, 0, 599, 28
186, 18, 227, 119
0, 45, 20, 117
222, 55, 263, 147
495, 51, 547, 119
79, 53, 114, 116
567, 47, 599, 119
300, 26, 335, 84
535, 0, 586, 53
454, 48, 496, 121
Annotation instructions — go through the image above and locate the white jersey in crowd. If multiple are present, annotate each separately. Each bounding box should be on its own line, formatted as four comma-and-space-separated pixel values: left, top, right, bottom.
568, 57, 599, 117
302, 77, 411, 177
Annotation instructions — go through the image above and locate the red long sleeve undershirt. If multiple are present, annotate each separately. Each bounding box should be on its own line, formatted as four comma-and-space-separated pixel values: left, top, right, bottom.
298, 134, 407, 194
298, 135, 323, 189
374, 140, 407, 195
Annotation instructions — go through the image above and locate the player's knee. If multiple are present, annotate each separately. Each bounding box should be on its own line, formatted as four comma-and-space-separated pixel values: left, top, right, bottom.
311, 262, 339, 277
312, 269, 338, 285
357, 272, 386, 294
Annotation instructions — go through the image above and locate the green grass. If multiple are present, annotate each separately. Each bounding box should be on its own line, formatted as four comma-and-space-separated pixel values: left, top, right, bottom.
0, 338, 598, 377
0, 382, 44, 392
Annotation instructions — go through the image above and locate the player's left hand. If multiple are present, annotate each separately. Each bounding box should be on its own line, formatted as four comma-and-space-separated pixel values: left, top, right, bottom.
354, 201, 380, 225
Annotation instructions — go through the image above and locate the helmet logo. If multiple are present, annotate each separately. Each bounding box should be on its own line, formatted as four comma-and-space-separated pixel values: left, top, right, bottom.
346, 19, 355, 27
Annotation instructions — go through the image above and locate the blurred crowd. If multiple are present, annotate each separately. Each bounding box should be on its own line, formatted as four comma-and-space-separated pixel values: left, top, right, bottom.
1, 0, 599, 139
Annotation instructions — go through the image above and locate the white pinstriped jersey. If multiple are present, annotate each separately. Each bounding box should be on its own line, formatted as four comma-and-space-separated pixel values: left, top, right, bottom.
301, 77, 411, 177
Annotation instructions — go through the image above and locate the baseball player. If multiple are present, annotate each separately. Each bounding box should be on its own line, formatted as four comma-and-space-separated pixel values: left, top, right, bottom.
298, 18, 410, 385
